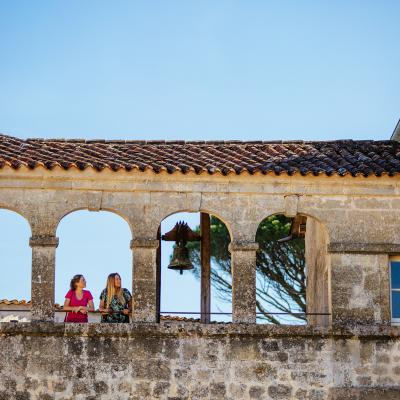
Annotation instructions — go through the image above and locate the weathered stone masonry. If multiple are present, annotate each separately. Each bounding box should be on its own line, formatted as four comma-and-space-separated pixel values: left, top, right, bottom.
1, 136, 400, 398
2, 324, 400, 399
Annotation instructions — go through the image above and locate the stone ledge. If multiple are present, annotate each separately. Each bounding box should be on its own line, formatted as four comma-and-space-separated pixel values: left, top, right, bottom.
228, 241, 259, 252
328, 242, 400, 254
1, 322, 400, 339
130, 239, 159, 249
329, 387, 400, 400
29, 235, 59, 247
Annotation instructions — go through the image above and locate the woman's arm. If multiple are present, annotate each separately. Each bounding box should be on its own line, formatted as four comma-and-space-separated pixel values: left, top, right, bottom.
99, 299, 108, 313
122, 295, 132, 315
87, 299, 95, 312
63, 298, 80, 313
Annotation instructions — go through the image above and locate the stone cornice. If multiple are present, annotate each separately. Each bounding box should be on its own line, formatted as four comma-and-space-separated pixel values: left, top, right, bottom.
328, 242, 400, 254
228, 241, 259, 252
0, 322, 399, 340
130, 239, 159, 249
0, 165, 399, 196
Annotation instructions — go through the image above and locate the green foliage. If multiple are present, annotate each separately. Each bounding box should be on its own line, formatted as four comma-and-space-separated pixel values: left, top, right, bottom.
187, 214, 306, 324
255, 215, 305, 323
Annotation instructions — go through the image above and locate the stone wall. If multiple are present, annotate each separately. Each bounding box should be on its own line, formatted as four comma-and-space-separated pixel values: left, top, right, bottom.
329, 253, 390, 327
2, 162, 400, 399
1, 166, 399, 326
1, 323, 400, 400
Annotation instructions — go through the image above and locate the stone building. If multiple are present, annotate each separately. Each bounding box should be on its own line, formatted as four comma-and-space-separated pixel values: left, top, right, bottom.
0, 133, 400, 399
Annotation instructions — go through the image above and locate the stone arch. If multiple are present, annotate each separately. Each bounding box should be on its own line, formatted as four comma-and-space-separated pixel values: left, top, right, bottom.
55, 209, 133, 321
0, 206, 32, 234
254, 210, 329, 242
158, 208, 233, 241
254, 211, 330, 326
56, 206, 134, 238
158, 210, 232, 323
0, 208, 32, 308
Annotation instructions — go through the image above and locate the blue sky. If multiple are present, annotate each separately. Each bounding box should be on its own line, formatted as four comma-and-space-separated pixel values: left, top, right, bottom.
0, 1, 399, 321
0, 1, 399, 140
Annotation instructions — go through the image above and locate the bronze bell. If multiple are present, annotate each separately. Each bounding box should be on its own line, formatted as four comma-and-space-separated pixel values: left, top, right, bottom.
168, 241, 193, 274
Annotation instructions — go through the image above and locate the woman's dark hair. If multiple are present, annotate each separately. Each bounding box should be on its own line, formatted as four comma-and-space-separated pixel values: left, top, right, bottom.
70, 274, 83, 291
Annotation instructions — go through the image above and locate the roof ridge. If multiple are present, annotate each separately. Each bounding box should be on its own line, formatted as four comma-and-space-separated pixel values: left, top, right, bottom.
0, 133, 395, 144
17, 138, 397, 145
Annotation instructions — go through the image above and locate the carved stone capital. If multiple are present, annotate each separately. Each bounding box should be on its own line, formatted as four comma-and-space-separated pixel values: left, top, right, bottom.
29, 235, 59, 248
229, 241, 259, 252
130, 239, 159, 249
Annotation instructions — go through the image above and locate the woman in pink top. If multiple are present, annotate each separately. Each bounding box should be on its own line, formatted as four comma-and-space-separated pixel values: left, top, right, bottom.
63, 274, 94, 323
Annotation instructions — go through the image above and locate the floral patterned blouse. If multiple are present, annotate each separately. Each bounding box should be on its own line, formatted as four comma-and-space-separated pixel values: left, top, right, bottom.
99, 288, 132, 323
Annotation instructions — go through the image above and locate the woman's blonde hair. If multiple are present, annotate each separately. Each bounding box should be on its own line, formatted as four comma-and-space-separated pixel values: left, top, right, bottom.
105, 273, 125, 309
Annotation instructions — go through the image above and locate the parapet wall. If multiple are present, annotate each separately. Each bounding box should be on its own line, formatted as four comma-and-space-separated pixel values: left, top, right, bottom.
1, 322, 400, 400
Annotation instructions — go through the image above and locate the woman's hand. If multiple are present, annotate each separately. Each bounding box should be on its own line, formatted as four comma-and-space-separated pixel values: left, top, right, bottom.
79, 307, 88, 314
122, 309, 130, 315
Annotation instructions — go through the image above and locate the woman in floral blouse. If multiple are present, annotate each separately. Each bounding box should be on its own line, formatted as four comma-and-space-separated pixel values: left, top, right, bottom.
99, 273, 132, 323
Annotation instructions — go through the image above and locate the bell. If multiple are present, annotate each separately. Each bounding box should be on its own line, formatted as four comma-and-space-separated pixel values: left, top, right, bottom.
168, 242, 193, 274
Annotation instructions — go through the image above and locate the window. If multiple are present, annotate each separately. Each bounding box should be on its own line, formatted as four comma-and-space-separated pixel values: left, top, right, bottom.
390, 257, 400, 324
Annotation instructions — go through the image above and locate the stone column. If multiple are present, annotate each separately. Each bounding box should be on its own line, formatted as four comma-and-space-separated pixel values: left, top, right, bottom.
305, 218, 331, 328
229, 241, 259, 323
131, 238, 159, 323
29, 235, 59, 322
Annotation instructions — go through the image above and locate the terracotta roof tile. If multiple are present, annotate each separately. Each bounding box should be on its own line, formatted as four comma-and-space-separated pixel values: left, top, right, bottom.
0, 134, 399, 177
0, 300, 69, 310
0, 299, 31, 305
160, 315, 201, 322
160, 315, 229, 323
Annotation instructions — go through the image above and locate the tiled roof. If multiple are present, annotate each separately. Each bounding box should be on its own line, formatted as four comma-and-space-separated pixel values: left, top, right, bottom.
159, 315, 229, 323
0, 300, 65, 309
0, 134, 399, 177
0, 299, 31, 305
160, 315, 201, 322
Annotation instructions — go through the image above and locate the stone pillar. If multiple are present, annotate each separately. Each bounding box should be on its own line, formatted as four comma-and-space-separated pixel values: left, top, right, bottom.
229, 241, 259, 323
29, 235, 59, 322
305, 218, 331, 328
328, 242, 392, 327
131, 238, 159, 323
